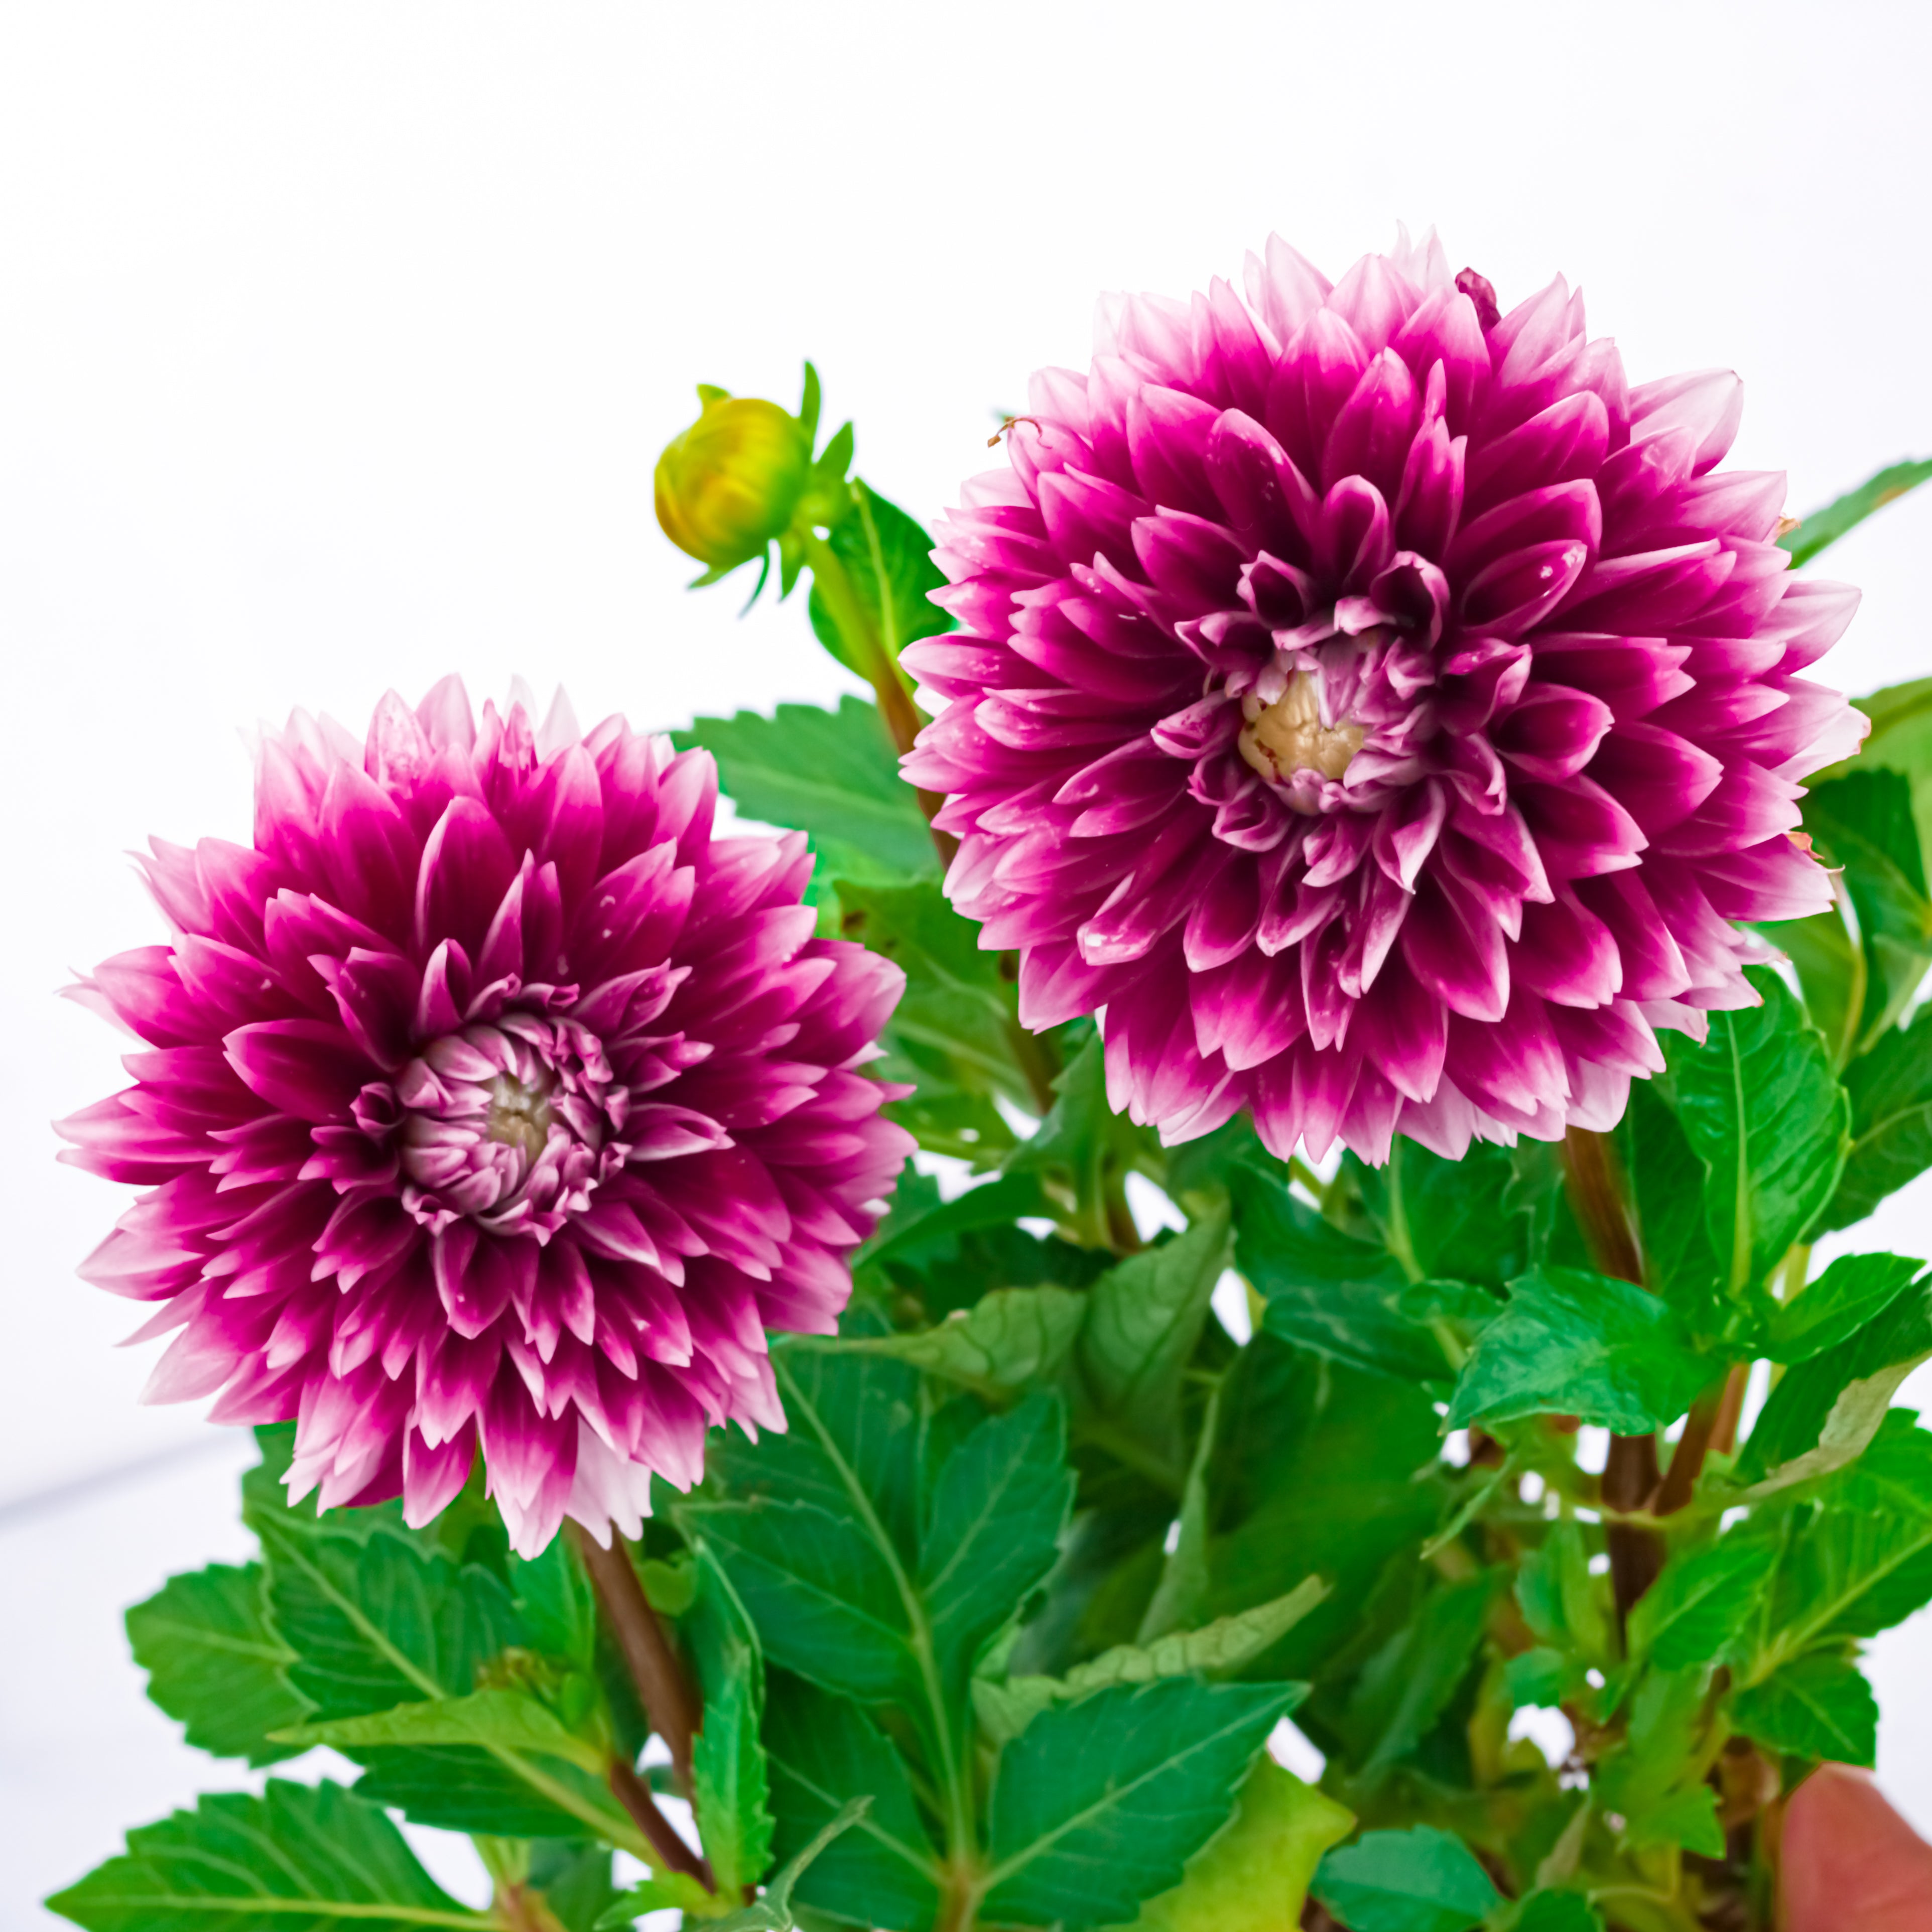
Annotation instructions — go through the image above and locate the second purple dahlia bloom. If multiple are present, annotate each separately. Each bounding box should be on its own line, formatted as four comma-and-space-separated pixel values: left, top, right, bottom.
60, 682, 912, 1553
905, 230, 1865, 1162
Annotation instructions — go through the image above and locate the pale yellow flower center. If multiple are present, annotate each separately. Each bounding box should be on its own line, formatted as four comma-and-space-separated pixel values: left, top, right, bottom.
1236, 671, 1365, 794
485, 1071, 556, 1161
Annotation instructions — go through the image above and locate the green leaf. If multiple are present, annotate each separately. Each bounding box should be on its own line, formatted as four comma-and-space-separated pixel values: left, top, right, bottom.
45, 1781, 487, 1932
352, 1751, 625, 1844
1628, 1535, 1778, 1670
1760, 904, 1863, 1069
1339, 1575, 1496, 1778
689, 1349, 1068, 1874
1827, 1006, 1932, 1230
1780, 457, 1932, 567
1206, 1338, 1445, 1676
831, 875, 1041, 1147
1508, 1892, 1604, 1932
1767, 1252, 1926, 1362
590, 1874, 719, 1928
1134, 1381, 1219, 1644
981, 1679, 1297, 1930
1620, 1080, 1723, 1329
684, 1544, 776, 1897
1831, 673, 1932, 879
702, 1798, 874, 1932
1504, 1648, 1571, 1710
1618, 1785, 1724, 1858
762, 1672, 943, 1932
1744, 1272, 1932, 1487
1122, 1758, 1354, 1932
1311, 1825, 1501, 1932
842, 1286, 1088, 1396
1350, 1136, 1530, 1291
807, 481, 952, 675
1007, 1032, 1162, 1249
597, 1798, 868, 1932
525, 1844, 619, 1932
1743, 1418, 1932, 1664
859, 1172, 1052, 1273
681, 1495, 920, 1709
1593, 1668, 1725, 1855
1078, 1210, 1231, 1473
270, 1687, 604, 1771
675, 699, 935, 884
246, 1512, 521, 1721
975, 1580, 1324, 1747
1235, 1166, 1447, 1384
1732, 1651, 1878, 1766
918, 1392, 1074, 1711
1801, 770, 1932, 1054
246, 1492, 628, 1845
125, 1562, 308, 1767
1666, 965, 1849, 1291
511, 1538, 599, 1671
1515, 1524, 1613, 1670
689, 1391, 1071, 1726
1447, 1265, 1712, 1433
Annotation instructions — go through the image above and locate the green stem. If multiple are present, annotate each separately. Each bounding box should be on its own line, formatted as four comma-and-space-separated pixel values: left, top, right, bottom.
1383, 1137, 1422, 1283
798, 529, 956, 870
1833, 876, 1868, 1068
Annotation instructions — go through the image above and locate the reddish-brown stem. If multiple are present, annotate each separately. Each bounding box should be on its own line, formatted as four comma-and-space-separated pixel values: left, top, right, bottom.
1653, 1397, 1717, 1519
1601, 1435, 1664, 1613
1710, 1360, 1749, 1458
607, 1755, 712, 1888
569, 1524, 702, 1800
1559, 1127, 1665, 1627
1558, 1128, 1643, 1284
1639, 1362, 1753, 1609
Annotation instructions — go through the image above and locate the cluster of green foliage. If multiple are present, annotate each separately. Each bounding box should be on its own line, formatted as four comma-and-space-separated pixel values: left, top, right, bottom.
47, 446, 1932, 1932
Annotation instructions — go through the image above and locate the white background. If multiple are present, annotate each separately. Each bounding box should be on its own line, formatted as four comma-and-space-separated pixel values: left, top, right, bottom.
4, 2, 1932, 1923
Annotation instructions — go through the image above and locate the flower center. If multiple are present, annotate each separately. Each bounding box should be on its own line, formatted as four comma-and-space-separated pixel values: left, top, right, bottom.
485, 1070, 556, 1163
1236, 670, 1366, 797
377, 1015, 629, 1241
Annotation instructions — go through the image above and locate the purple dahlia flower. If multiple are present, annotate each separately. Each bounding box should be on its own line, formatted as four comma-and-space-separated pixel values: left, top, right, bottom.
904, 230, 1865, 1162
59, 680, 912, 1553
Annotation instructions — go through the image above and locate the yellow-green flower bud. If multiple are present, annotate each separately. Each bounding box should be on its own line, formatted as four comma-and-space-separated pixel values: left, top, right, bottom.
654, 390, 813, 573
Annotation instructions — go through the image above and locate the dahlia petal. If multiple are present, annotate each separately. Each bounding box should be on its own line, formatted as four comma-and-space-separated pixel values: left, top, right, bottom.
1402, 870, 1510, 1023
1460, 539, 1592, 639
1127, 385, 1222, 518
1352, 966, 1449, 1104
1464, 391, 1610, 509
1392, 407, 1466, 559
1512, 892, 1622, 1008
1246, 235, 1333, 351
1322, 349, 1419, 499
1561, 541, 1736, 632
1628, 369, 1745, 477
1266, 308, 1369, 477
403, 1422, 478, 1527
225, 1020, 372, 1122
74, 685, 902, 1548
1389, 286, 1491, 433
1494, 684, 1616, 782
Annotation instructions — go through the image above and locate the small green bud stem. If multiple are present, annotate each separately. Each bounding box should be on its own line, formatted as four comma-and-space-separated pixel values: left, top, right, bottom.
799, 530, 958, 870
1559, 1127, 1666, 1627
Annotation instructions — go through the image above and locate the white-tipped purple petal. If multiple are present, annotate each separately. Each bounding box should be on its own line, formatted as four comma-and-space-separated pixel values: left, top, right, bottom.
61, 683, 915, 1553
907, 233, 1860, 1165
